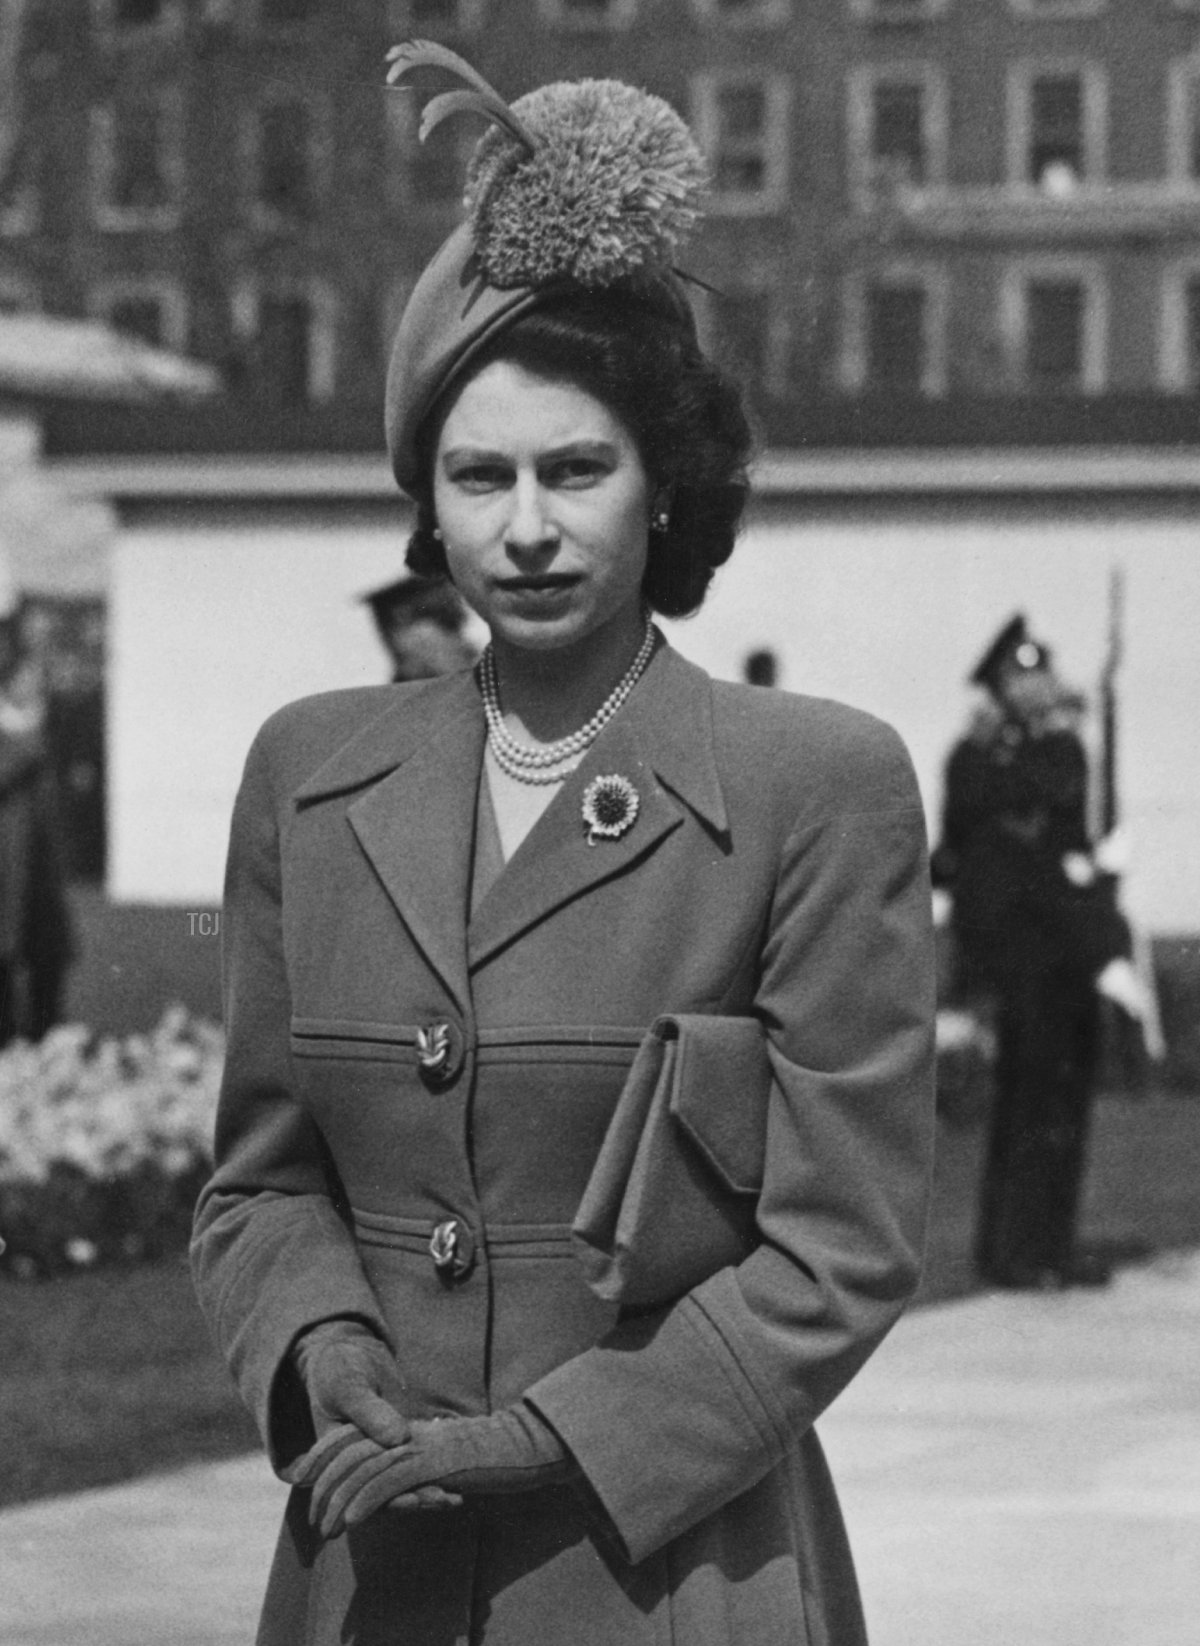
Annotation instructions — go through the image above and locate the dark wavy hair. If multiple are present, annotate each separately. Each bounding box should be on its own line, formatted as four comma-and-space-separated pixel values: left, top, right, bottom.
403, 289, 754, 619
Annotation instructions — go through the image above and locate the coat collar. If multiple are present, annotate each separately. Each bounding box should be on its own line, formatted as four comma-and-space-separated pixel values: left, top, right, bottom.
290, 640, 728, 1008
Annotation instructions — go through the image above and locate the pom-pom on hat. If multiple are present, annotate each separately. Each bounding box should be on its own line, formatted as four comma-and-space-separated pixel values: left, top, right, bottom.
383, 42, 708, 493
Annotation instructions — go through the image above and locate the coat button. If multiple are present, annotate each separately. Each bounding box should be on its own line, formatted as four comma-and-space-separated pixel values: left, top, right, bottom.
429, 1218, 474, 1279
416, 1018, 465, 1088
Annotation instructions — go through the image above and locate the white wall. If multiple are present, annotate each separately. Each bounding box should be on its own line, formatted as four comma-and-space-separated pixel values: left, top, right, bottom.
663, 505, 1200, 935
111, 496, 1200, 933
110, 514, 422, 902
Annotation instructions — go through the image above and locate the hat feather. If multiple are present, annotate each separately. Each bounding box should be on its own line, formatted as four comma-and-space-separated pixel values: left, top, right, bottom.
385, 40, 535, 152
384, 44, 708, 293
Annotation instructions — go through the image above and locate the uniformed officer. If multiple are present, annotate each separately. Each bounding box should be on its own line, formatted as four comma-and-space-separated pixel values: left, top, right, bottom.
361, 574, 476, 683
933, 614, 1146, 1289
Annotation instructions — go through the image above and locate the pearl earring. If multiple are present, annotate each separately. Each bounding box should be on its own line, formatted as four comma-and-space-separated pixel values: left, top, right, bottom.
432, 526, 443, 541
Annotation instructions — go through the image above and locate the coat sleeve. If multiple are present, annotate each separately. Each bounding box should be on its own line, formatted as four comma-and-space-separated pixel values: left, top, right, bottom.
527, 721, 937, 1565
190, 722, 392, 1470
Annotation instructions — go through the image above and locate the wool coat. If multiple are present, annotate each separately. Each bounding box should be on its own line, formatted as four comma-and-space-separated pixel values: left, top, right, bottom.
191, 641, 936, 1646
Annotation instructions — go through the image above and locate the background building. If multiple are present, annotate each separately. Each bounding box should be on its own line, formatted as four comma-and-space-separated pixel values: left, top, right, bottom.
1, 2, 1197, 1038
7, 1, 1200, 452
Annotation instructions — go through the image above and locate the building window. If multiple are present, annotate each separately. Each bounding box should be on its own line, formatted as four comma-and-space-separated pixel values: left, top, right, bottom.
249, 98, 324, 223
257, 0, 317, 22
840, 265, 947, 395
867, 284, 926, 388
90, 280, 187, 351
848, 66, 947, 194
847, 0, 950, 21
387, 0, 487, 26
1002, 262, 1106, 391
91, 91, 184, 230
1008, 63, 1106, 191
538, 0, 636, 27
689, 0, 790, 25
1026, 280, 1083, 385
259, 296, 313, 402
92, 0, 183, 36
233, 281, 336, 404
693, 74, 790, 211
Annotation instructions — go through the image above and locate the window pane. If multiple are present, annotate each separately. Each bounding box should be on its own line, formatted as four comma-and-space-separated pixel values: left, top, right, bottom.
112, 100, 171, 211
1029, 74, 1083, 184
719, 83, 767, 141
866, 283, 925, 389
114, 0, 165, 24
258, 297, 311, 403
107, 296, 163, 345
260, 0, 315, 20
872, 83, 925, 183
1026, 280, 1083, 387
411, 0, 460, 22
259, 102, 311, 217
715, 151, 766, 192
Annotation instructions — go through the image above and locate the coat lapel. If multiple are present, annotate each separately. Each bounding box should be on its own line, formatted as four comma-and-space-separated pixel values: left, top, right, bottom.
467, 643, 728, 970
289, 644, 728, 997
293, 673, 484, 1015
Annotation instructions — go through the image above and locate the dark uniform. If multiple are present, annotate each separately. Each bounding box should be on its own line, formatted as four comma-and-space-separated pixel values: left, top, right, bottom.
933, 616, 1130, 1288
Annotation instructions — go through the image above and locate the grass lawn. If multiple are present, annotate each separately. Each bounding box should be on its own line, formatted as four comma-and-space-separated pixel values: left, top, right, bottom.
2, 1090, 1198, 1510
0, 1250, 255, 1509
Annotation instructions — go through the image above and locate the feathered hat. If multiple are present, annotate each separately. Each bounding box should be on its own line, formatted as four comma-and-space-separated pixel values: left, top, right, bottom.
383, 42, 710, 493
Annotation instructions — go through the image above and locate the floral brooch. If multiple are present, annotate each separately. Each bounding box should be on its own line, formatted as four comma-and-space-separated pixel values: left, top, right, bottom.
581, 774, 640, 846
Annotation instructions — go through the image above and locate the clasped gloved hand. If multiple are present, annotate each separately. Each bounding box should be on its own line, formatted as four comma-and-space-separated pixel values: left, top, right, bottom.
288, 1402, 573, 1539
290, 1318, 412, 1447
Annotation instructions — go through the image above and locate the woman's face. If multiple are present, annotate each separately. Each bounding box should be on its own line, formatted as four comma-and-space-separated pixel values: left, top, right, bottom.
432, 360, 651, 656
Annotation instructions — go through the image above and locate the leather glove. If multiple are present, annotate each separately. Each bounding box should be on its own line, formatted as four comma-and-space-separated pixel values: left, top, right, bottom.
292, 1403, 573, 1538
280, 1421, 462, 1518
291, 1318, 411, 1447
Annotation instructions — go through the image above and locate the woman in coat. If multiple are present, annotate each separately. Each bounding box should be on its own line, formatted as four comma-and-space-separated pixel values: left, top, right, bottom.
192, 49, 936, 1646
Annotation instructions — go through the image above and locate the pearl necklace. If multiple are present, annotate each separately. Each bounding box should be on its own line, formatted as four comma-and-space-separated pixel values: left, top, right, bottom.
480, 619, 655, 785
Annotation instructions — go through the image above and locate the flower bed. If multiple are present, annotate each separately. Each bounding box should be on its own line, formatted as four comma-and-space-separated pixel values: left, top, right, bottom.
0, 1006, 223, 1278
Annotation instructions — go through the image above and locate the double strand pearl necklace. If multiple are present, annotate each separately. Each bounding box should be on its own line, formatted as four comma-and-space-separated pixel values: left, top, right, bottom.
480, 618, 655, 785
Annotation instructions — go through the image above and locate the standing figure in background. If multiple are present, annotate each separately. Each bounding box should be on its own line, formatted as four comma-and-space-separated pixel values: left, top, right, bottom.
362, 573, 476, 683
0, 594, 74, 1043
933, 614, 1145, 1290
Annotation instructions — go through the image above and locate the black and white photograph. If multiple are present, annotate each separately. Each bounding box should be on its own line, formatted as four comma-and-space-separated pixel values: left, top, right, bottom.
1, 3, 1198, 1644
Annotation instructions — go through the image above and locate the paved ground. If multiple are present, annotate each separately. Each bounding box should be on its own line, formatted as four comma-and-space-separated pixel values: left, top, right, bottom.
822, 1248, 1200, 1646
2, 1248, 1198, 1646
